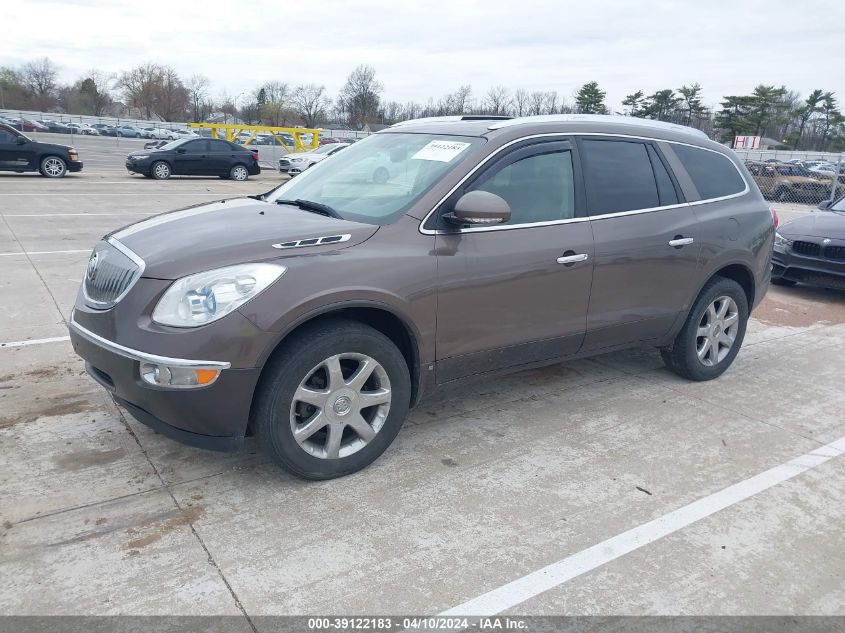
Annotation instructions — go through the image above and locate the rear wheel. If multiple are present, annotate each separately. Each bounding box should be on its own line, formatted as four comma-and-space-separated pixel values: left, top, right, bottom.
661, 277, 749, 381
39, 156, 67, 178
150, 161, 171, 180
775, 186, 792, 202
230, 164, 249, 181
254, 319, 411, 480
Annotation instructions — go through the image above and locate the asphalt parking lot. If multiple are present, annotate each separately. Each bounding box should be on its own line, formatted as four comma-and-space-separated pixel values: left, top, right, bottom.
1, 134, 844, 621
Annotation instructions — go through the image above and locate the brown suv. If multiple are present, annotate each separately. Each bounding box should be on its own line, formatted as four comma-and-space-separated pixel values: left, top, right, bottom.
746, 160, 839, 202
69, 115, 775, 479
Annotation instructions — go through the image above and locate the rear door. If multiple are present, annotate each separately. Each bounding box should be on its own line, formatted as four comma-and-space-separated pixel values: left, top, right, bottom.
578, 137, 701, 350
207, 139, 238, 175
433, 138, 594, 382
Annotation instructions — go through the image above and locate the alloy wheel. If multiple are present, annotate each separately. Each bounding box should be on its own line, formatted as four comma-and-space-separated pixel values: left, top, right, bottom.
153, 163, 170, 179
290, 353, 392, 459
43, 158, 65, 177
232, 166, 248, 181
696, 295, 739, 366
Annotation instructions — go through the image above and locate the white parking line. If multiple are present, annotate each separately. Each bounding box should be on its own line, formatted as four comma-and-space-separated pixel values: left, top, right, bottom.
1, 335, 70, 348
0, 193, 226, 197
0, 249, 89, 256
440, 435, 845, 617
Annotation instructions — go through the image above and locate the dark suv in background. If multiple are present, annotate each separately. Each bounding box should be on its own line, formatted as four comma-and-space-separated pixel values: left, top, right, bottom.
0, 122, 83, 177
70, 114, 774, 479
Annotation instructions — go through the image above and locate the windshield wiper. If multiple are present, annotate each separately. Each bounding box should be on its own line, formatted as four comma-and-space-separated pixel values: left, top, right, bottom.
276, 198, 342, 219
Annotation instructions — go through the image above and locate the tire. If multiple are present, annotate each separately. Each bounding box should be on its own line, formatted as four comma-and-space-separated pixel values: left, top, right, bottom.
39, 155, 67, 178
775, 187, 792, 202
230, 164, 249, 181
253, 319, 411, 480
150, 161, 171, 180
373, 166, 389, 184
771, 276, 797, 287
661, 276, 749, 382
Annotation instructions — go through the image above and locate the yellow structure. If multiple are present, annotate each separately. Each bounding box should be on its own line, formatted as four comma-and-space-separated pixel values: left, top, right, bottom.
187, 123, 320, 152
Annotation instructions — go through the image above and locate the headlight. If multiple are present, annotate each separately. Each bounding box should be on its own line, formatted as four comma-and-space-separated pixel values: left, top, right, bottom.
774, 231, 792, 247
132, 154, 149, 160
152, 263, 286, 327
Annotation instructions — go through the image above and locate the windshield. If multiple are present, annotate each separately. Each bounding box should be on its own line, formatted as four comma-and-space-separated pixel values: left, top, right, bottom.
267, 133, 484, 225
832, 197, 845, 212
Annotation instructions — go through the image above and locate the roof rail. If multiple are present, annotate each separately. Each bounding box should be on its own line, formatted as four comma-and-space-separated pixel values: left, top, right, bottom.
392, 115, 512, 127
487, 114, 709, 139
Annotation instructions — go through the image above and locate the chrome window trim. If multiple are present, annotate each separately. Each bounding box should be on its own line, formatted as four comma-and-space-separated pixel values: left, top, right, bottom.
69, 313, 231, 370
418, 132, 749, 235
82, 237, 146, 310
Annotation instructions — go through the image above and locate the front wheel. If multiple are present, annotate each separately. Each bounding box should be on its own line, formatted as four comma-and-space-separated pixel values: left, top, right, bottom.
253, 319, 411, 480
230, 164, 249, 181
40, 156, 67, 178
661, 277, 749, 381
150, 161, 171, 180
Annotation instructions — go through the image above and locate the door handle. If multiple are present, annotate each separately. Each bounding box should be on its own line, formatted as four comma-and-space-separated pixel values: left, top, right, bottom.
669, 237, 694, 248
556, 253, 589, 265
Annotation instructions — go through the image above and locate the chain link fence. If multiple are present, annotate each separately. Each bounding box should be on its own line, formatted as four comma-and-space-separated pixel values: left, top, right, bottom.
733, 149, 845, 206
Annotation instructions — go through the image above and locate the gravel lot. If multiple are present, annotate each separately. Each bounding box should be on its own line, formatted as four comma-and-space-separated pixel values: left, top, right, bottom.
1, 134, 844, 621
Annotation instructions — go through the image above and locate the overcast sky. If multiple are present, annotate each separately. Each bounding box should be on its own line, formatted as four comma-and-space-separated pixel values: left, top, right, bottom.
4, 0, 844, 111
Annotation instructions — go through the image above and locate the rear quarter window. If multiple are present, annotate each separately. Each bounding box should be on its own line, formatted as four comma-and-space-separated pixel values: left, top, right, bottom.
672, 144, 747, 200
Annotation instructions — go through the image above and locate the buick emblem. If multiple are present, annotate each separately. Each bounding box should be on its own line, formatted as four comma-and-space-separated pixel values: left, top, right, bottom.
823, 238, 832, 245
86, 251, 99, 281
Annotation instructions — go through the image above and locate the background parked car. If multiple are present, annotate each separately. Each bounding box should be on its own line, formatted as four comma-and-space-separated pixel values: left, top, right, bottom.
170, 128, 199, 139
116, 125, 143, 138
745, 160, 838, 202
277, 142, 350, 175
0, 122, 83, 177
125, 137, 260, 180
8, 118, 49, 133
37, 120, 73, 134
91, 123, 118, 136
66, 122, 99, 135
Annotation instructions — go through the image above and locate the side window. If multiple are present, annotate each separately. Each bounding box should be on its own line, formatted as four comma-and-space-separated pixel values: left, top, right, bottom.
581, 140, 660, 214
209, 140, 234, 152
672, 144, 746, 200
469, 147, 576, 225
647, 145, 679, 206
182, 140, 207, 153
0, 129, 16, 143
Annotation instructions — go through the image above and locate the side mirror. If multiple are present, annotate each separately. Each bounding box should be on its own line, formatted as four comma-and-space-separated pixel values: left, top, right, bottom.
818, 199, 833, 210
177, 147, 187, 154
445, 190, 511, 226
15, 136, 27, 145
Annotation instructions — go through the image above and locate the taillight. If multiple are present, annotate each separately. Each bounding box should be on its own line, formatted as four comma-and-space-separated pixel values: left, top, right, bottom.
250, 151, 259, 161
770, 207, 779, 228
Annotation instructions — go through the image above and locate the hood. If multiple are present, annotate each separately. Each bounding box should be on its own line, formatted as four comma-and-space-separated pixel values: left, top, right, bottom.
779, 211, 845, 239
107, 197, 378, 279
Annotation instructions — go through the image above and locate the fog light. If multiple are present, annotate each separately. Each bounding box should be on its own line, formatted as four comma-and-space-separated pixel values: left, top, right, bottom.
140, 362, 221, 388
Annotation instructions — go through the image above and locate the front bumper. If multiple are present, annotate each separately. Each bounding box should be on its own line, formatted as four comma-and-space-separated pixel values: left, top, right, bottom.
68, 160, 83, 172
772, 243, 845, 289
69, 316, 261, 451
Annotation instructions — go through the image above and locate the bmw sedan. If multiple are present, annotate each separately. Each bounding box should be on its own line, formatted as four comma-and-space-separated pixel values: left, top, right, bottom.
772, 196, 845, 289
126, 137, 261, 180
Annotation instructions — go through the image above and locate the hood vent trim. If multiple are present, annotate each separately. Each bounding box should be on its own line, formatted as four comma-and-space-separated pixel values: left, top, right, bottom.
272, 234, 352, 250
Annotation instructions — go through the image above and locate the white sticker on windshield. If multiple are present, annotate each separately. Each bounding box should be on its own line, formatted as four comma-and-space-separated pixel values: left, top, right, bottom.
411, 140, 471, 162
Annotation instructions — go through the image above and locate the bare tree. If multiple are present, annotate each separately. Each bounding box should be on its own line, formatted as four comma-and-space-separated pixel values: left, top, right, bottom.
513, 89, 529, 116
155, 67, 188, 121
259, 80, 291, 126
484, 85, 511, 115
528, 91, 545, 115
292, 84, 329, 128
446, 85, 473, 114
186, 74, 211, 122
338, 65, 383, 129
544, 91, 560, 114
117, 63, 164, 119
21, 57, 58, 110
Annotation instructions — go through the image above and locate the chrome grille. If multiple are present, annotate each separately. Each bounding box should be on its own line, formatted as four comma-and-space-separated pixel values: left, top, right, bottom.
83, 239, 143, 308
824, 245, 845, 261
279, 159, 291, 167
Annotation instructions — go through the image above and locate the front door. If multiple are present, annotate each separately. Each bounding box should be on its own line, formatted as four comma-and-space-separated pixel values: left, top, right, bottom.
173, 139, 208, 175
432, 138, 594, 383
0, 129, 33, 170
577, 137, 701, 350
